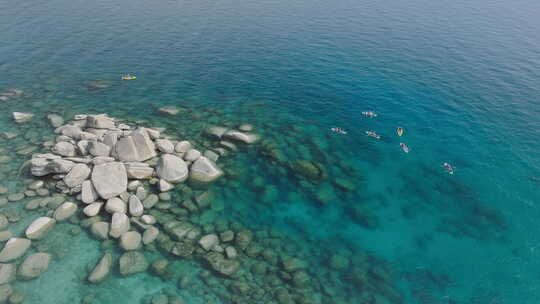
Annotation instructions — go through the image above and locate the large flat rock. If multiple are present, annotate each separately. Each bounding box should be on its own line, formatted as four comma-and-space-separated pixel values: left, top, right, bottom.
91, 162, 128, 199
115, 128, 156, 162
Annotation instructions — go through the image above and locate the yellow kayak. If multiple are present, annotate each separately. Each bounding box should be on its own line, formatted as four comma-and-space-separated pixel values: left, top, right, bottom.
121, 75, 137, 80
397, 127, 404, 136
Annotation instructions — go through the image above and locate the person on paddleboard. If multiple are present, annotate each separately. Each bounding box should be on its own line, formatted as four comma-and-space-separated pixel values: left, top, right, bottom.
443, 162, 454, 175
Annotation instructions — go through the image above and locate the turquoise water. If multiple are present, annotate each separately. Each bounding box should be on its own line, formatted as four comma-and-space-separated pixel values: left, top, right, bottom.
1, 0, 540, 303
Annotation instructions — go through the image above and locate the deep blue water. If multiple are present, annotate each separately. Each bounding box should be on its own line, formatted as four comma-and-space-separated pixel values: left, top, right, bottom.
1, 0, 540, 303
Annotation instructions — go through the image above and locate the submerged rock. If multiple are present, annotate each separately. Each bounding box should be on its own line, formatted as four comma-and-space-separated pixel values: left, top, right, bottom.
90, 222, 110, 240
223, 130, 259, 144
12, 112, 33, 123
119, 251, 148, 276
88, 252, 113, 283
158, 106, 181, 115
204, 252, 239, 276
0, 284, 12, 303
189, 157, 223, 186
199, 234, 219, 251
25, 217, 56, 240
142, 227, 159, 245
47, 114, 64, 128
0, 238, 32, 262
0, 263, 16, 285
92, 162, 128, 199
290, 160, 325, 181
18, 253, 52, 280
120, 231, 142, 251
54, 202, 78, 221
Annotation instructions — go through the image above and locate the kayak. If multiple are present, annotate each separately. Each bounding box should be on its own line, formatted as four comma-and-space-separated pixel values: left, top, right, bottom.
397, 127, 404, 136
331, 127, 347, 135
121, 75, 137, 80
400, 143, 410, 153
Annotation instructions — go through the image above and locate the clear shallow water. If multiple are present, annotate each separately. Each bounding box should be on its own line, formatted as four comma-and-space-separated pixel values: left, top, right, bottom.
1, 0, 540, 303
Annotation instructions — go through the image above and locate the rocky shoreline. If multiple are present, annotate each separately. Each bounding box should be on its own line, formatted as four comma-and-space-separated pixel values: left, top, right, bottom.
0, 107, 403, 304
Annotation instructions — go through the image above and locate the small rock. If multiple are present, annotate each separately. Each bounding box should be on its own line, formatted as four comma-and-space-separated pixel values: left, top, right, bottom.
141, 215, 156, 225
12, 112, 33, 123
135, 186, 147, 200
105, 197, 126, 214
174, 141, 191, 153
83, 202, 103, 217
88, 252, 113, 283
47, 114, 64, 128
0, 216, 8, 230
128, 195, 144, 217
225, 246, 237, 259
119, 251, 148, 276
156, 139, 174, 153
91, 222, 110, 240
159, 179, 174, 192
18, 253, 51, 280
157, 106, 181, 115
81, 180, 100, 204
63, 163, 91, 188
0, 238, 32, 262
25, 217, 56, 240
199, 234, 219, 251
183, 149, 201, 162
53, 202, 78, 221
109, 213, 130, 238
142, 194, 159, 209
0, 263, 16, 285
88, 141, 111, 157
52, 141, 76, 157
142, 227, 159, 244
120, 231, 142, 251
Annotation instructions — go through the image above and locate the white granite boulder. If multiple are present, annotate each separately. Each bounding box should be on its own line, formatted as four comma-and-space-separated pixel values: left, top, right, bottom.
25, 217, 56, 240
156, 139, 174, 154
64, 163, 91, 188
86, 114, 115, 129
159, 179, 174, 192
142, 227, 159, 244
81, 180, 99, 204
83, 202, 103, 217
109, 213, 130, 238
18, 253, 52, 280
174, 141, 191, 153
92, 162, 128, 199
156, 154, 188, 183
52, 141, 76, 157
115, 128, 156, 162
88, 141, 111, 157
0, 238, 32, 262
183, 149, 201, 162
91, 222, 110, 240
125, 162, 154, 179
105, 197, 126, 214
